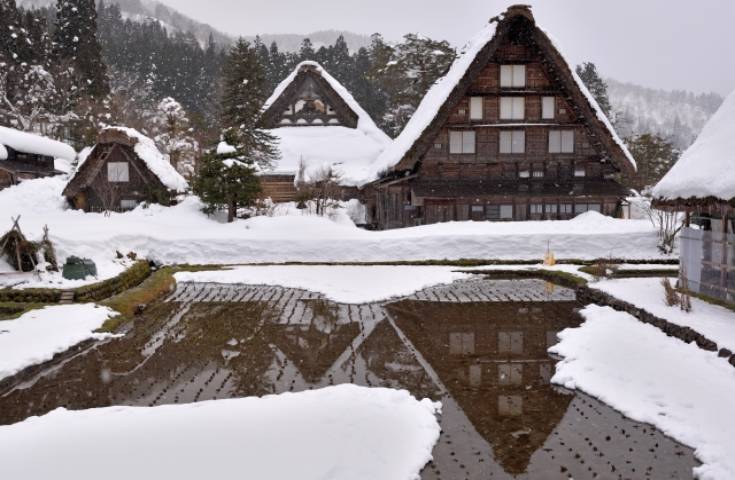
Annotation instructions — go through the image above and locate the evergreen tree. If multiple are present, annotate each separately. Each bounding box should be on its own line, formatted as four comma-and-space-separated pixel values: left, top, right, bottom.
53, 0, 109, 99
625, 133, 680, 192
152, 97, 199, 179
220, 38, 278, 170
299, 38, 315, 61
576, 62, 612, 119
193, 130, 261, 223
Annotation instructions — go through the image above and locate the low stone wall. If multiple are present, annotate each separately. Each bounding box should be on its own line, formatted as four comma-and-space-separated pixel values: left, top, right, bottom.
0, 261, 151, 305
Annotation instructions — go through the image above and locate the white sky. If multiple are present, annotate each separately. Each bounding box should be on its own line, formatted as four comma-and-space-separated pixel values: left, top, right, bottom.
158, 0, 735, 96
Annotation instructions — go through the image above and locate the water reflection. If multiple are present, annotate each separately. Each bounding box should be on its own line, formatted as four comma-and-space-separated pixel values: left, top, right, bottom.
0, 279, 697, 479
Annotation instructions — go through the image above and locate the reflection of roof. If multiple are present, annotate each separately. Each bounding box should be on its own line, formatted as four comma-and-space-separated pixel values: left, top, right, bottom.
0, 126, 76, 161
653, 89, 735, 202
410, 180, 629, 198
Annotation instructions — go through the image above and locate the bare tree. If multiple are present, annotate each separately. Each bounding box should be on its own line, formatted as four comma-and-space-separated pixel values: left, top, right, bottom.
296, 162, 343, 216
641, 198, 683, 254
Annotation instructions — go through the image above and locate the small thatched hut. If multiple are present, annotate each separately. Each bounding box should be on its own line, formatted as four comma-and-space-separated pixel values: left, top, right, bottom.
653, 89, 735, 304
63, 127, 188, 212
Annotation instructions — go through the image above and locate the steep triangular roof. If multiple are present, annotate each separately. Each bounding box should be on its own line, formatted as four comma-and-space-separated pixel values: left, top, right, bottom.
653, 89, 735, 203
261, 61, 388, 138
64, 127, 188, 197
369, 5, 636, 180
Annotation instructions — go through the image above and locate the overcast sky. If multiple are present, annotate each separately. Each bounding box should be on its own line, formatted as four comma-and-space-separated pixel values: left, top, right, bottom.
158, 0, 734, 96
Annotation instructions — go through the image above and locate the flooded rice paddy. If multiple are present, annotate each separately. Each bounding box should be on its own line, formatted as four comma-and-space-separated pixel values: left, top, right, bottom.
0, 277, 697, 479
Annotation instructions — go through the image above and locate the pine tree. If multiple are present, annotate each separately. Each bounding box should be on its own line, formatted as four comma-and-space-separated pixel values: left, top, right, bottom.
299, 38, 315, 61
220, 38, 278, 170
53, 0, 109, 99
193, 130, 262, 223
575, 62, 612, 119
625, 133, 680, 192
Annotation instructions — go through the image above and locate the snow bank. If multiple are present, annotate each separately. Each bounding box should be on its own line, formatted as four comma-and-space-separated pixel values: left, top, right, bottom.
0, 385, 441, 480
593, 277, 735, 352
0, 126, 76, 162
175, 265, 473, 304
0, 177, 666, 289
653, 89, 735, 201
551, 305, 735, 480
0, 304, 118, 380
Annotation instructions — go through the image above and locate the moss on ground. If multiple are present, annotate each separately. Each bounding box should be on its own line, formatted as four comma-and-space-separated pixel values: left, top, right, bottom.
0, 302, 48, 321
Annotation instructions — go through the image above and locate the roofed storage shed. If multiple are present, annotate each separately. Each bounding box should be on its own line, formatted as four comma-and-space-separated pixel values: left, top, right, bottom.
0, 127, 76, 190
363, 5, 636, 229
63, 127, 188, 212
259, 61, 390, 202
653, 89, 735, 304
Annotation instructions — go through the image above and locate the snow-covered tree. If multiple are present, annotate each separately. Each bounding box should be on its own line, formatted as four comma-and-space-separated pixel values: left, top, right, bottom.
151, 97, 199, 179
220, 38, 278, 170
193, 131, 261, 223
576, 62, 612, 119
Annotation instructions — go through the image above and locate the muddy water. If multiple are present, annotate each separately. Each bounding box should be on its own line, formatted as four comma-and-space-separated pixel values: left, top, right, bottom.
0, 278, 697, 479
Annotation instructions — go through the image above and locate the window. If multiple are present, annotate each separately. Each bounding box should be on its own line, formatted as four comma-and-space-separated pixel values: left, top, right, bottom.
500, 64, 526, 88
549, 130, 575, 153
588, 203, 601, 213
107, 162, 129, 182
532, 165, 544, 178
498, 331, 524, 353
575, 204, 589, 215
519, 169, 530, 179
469, 97, 483, 120
574, 165, 587, 177
530, 204, 543, 215
434, 143, 442, 150
500, 131, 525, 154
449, 131, 476, 154
560, 203, 573, 215
545, 204, 558, 217
500, 204, 514, 220
486, 205, 500, 220
498, 363, 523, 386
500, 97, 525, 120
542, 96, 555, 119
449, 332, 475, 355
120, 199, 139, 210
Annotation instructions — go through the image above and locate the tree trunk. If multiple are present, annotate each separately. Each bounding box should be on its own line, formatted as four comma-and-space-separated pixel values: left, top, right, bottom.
227, 201, 236, 223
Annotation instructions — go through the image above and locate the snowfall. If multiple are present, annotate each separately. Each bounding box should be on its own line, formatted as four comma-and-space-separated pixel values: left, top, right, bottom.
0, 385, 442, 480
0, 174, 669, 289
552, 305, 735, 480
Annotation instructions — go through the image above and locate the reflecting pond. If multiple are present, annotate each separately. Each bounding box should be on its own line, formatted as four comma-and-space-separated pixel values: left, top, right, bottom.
0, 278, 697, 479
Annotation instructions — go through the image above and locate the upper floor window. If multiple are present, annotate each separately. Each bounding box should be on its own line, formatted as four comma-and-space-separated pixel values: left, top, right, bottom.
449, 130, 476, 154
107, 162, 129, 183
549, 130, 574, 153
574, 165, 587, 177
500, 97, 525, 120
500, 65, 526, 88
542, 96, 555, 119
469, 97, 484, 120
500, 130, 525, 154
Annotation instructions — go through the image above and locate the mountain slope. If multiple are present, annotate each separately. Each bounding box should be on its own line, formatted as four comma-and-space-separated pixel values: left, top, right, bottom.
608, 78, 723, 149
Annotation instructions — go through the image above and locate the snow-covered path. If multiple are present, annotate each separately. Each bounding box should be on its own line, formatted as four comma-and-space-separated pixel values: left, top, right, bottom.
551, 305, 735, 480
0, 385, 441, 480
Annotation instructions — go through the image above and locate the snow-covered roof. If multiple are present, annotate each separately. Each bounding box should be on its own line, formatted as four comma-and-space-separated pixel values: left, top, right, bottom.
266, 126, 389, 187
653, 89, 735, 202
369, 6, 636, 180
0, 126, 76, 162
69, 127, 188, 192
262, 61, 391, 186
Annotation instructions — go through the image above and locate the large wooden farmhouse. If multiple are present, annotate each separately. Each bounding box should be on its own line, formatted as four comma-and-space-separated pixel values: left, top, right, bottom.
259, 61, 390, 202
653, 90, 735, 305
364, 5, 636, 229
0, 126, 76, 190
63, 127, 188, 212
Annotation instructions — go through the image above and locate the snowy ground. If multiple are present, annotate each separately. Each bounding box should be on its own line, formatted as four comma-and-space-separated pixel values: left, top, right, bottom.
0, 304, 118, 380
174, 265, 474, 304
0, 385, 441, 480
551, 305, 735, 480
593, 277, 735, 352
0, 176, 668, 289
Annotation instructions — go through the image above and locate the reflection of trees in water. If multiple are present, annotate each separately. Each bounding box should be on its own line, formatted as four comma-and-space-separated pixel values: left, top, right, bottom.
388, 300, 581, 475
